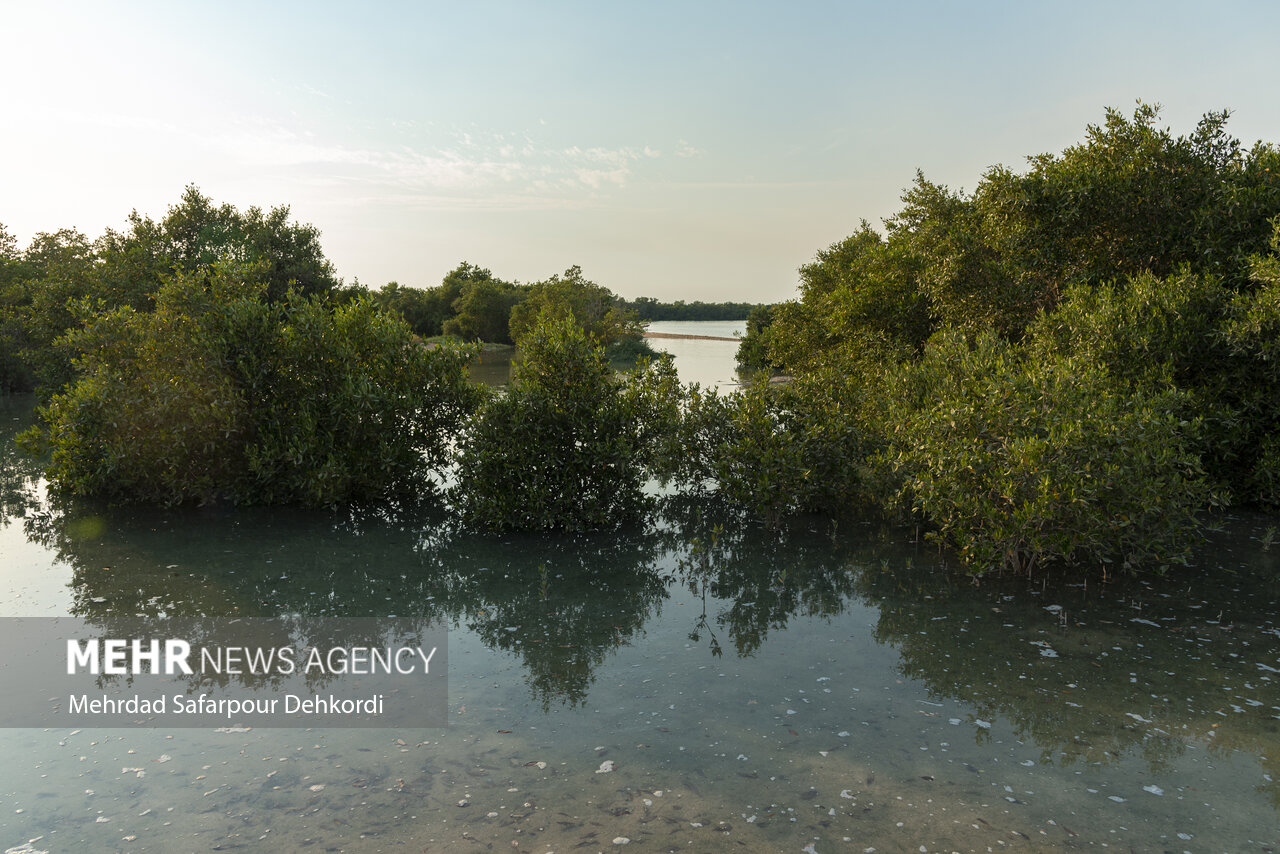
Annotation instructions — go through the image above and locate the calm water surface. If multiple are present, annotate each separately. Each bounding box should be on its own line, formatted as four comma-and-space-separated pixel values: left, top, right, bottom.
466, 320, 749, 390
642, 320, 747, 390
0, 336, 1277, 852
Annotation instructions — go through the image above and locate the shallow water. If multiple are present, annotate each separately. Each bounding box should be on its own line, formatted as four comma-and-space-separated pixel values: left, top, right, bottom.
642, 320, 748, 390
1, 390, 1278, 852
465, 320, 749, 390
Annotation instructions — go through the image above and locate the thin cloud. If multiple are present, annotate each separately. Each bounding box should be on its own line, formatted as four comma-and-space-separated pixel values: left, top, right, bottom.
219, 128, 676, 202
574, 168, 631, 190
42, 105, 690, 210
675, 139, 702, 158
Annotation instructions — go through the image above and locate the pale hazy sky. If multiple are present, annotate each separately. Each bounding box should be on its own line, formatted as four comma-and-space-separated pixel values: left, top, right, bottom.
3, 1, 1279, 302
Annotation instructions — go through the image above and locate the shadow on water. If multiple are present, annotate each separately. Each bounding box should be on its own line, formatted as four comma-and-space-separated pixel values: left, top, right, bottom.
23, 498, 674, 711
854, 535, 1280, 806
0, 394, 42, 526
17, 471, 1278, 801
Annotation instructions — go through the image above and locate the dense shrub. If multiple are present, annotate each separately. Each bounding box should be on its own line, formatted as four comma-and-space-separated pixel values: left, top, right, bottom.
239, 292, 480, 506
764, 225, 931, 373
442, 275, 527, 344
451, 311, 667, 531
1024, 270, 1236, 481
648, 360, 877, 526
602, 333, 658, 364
881, 331, 1219, 574
1023, 230, 1280, 506
708, 371, 875, 524
701, 381, 807, 525
734, 304, 776, 369
1220, 224, 1280, 504
717, 106, 1280, 573
764, 106, 1280, 375
509, 266, 653, 362
2, 188, 340, 396
618, 350, 688, 479
1027, 270, 1227, 389
20, 264, 479, 506
642, 380, 733, 493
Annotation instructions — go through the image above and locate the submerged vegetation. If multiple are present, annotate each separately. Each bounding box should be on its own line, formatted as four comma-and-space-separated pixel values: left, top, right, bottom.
6, 103, 1280, 577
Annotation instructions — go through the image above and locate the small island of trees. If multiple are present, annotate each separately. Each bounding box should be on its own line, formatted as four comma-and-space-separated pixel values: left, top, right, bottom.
5, 103, 1279, 579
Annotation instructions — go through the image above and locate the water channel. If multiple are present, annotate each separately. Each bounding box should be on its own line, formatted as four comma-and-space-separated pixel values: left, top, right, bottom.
0, 323, 1277, 852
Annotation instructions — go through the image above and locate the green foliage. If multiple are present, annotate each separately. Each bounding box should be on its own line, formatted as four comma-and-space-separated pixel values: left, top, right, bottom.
367, 263, 505, 340
768, 105, 1280, 376
9, 106, 1277, 583
766, 223, 931, 372
1218, 222, 1280, 504
654, 365, 876, 526
452, 311, 665, 531
442, 269, 526, 344
980, 105, 1280, 297
101, 185, 339, 303
21, 264, 479, 507
887, 174, 1029, 338
1022, 235, 1280, 506
508, 265, 651, 360
1025, 269, 1248, 487
1028, 270, 1227, 388
369, 282, 433, 337
702, 382, 811, 525
881, 331, 1218, 574
740, 376, 873, 522
3, 187, 340, 396
0, 224, 36, 392
734, 304, 777, 369
238, 292, 480, 506
602, 332, 658, 363
622, 296, 762, 321
738, 104, 1280, 575
643, 380, 733, 492
21, 267, 265, 503
0, 302, 32, 393
7, 228, 102, 392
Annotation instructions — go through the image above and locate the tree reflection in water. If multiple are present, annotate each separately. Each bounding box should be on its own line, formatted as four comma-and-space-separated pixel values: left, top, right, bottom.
14, 476, 1280, 801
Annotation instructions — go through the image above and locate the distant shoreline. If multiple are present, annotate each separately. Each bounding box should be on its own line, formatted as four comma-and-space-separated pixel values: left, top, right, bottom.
643, 331, 739, 342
